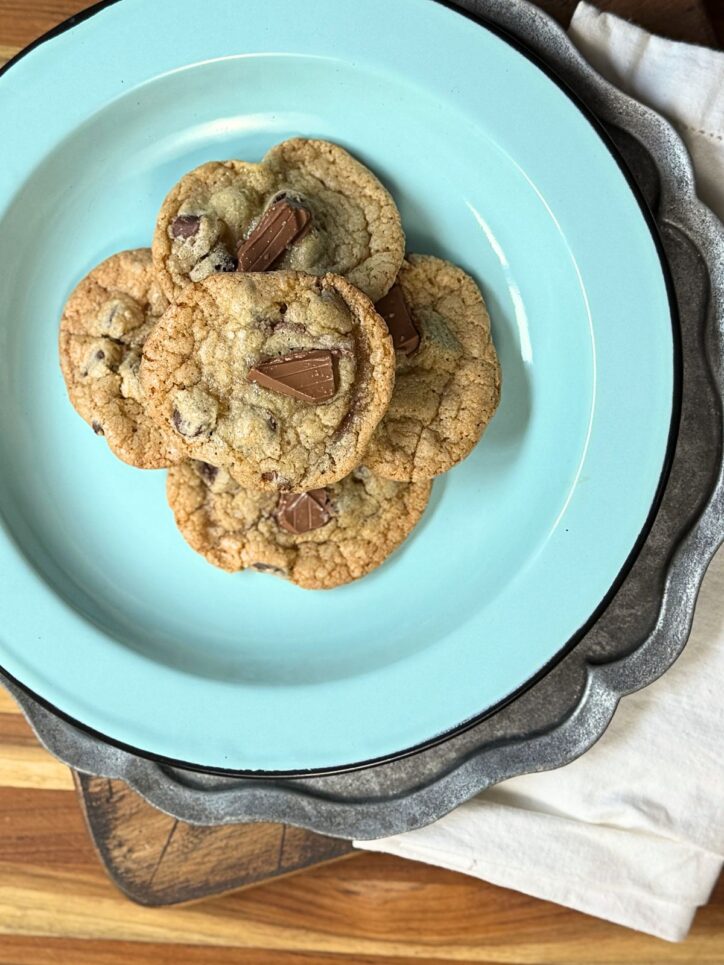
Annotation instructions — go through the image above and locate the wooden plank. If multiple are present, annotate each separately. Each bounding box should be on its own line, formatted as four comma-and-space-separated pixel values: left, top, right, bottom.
0, 787, 94, 869
0, 689, 22, 715
75, 774, 354, 906
0, 710, 41, 743
0, 696, 73, 791
0, 937, 516, 965
0, 856, 721, 960
0, 784, 720, 961
0, 0, 87, 48
0, 740, 74, 790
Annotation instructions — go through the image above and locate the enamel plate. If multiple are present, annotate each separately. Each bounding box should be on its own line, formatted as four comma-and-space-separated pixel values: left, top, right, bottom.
0, 0, 676, 772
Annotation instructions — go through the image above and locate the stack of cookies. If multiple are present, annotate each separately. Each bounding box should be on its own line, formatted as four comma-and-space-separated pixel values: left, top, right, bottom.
60, 139, 500, 589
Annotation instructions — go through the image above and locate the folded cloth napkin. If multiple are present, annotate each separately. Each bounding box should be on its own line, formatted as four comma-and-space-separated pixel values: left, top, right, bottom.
356, 3, 724, 942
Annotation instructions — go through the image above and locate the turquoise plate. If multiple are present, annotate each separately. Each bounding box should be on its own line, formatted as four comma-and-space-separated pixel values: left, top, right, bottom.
0, 0, 677, 773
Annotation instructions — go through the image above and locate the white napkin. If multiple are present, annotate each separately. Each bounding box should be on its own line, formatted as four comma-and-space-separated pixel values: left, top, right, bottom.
356, 3, 724, 942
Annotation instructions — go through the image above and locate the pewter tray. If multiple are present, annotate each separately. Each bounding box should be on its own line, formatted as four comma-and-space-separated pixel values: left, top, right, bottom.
4, 0, 723, 840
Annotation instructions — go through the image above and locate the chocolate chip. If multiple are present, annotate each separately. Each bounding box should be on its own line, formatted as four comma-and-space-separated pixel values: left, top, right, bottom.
261, 471, 277, 483
103, 306, 119, 329
99, 295, 144, 337
267, 414, 278, 431
251, 563, 284, 574
83, 340, 121, 378
188, 243, 236, 282
171, 388, 218, 438
197, 461, 218, 484
171, 215, 201, 239
279, 303, 288, 315
270, 190, 307, 208
172, 407, 209, 438
91, 420, 104, 435
213, 251, 237, 272
172, 409, 206, 438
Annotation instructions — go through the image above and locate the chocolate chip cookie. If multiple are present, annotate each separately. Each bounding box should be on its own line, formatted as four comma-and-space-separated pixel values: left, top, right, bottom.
167, 460, 431, 589
141, 271, 395, 491
365, 255, 501, 481
152, 138, 405, 303
59, 249, 181, 468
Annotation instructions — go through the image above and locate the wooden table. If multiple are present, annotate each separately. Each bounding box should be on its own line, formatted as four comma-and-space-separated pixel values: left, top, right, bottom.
1, 2, 723, 961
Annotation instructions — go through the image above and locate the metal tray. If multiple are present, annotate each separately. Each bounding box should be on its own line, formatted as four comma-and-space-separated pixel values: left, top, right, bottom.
4, 0, 723, 839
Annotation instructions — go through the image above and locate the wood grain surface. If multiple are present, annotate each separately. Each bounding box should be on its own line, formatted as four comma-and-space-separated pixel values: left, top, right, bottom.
1, 0, 723, 961
0, 694, 722, 964
76, 772, 353, 906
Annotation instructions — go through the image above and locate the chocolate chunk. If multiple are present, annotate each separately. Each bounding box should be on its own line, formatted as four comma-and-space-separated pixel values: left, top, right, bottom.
91, 420, 104, 436
247, 350, 336, 402
261, 471, 278, 483
237, 200, 312, 273
276, 490, 332, 535
251, 562, 285, 574
376, 284, 420, 355
171, 215, 201, 239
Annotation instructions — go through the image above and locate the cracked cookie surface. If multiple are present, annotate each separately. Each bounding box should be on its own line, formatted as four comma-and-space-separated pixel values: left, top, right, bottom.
152, 138, 404, 303
167, 460, 431, 589
365, 255, 501, 481
59, 248, 181, 468
141, 271, 395, 491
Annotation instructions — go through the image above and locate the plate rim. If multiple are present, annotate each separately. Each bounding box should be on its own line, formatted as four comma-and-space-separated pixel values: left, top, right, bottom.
0, 0, 682, 777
